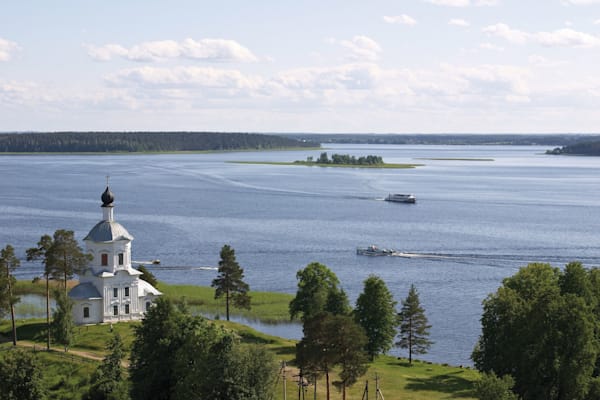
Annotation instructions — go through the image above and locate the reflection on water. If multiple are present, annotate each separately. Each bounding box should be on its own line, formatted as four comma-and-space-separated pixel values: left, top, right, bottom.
215, 314, 302, 340
10, 294, 55, 320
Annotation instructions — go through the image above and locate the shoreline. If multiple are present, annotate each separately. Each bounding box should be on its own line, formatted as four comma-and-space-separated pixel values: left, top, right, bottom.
14, 280, 293, 324
0, 146, 321, 156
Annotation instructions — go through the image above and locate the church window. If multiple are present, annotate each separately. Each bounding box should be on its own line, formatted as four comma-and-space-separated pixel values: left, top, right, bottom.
113, 288, 118, 297
118, 253, 124, 265
83, 307, 90, 318
113, 305, 118, 316
101, 253, 108, 266
124, 287, 129, 297
125, 304, 130, 314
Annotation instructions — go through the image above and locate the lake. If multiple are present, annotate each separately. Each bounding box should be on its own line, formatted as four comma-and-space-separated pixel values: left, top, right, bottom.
2, 144, 600, 366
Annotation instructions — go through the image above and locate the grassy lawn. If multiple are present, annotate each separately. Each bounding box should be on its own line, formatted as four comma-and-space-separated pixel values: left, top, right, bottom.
230, 161, 423, 169
159, 282, 294, 322
14, 279, 78, 297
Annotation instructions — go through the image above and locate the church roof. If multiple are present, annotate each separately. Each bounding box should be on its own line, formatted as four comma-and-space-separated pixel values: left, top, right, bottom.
139, 280, 162, 296
69, 282, 103, 300
84, 220, 133, 242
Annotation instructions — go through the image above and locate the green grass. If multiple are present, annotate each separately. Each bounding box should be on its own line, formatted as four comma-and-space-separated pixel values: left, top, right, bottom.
230, 161, 423, 169
159, 282, 294, 322
0, 346, 98, 400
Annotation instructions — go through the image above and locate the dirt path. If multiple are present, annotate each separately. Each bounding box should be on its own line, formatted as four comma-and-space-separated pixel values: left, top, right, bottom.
14, 340, 130, 367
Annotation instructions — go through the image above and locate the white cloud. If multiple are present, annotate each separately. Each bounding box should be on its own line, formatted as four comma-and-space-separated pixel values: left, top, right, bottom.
594, 19, 600, 24
480, 42, 504, 51
528, 55, 568, 67
535, 28, 600, 47
449, 19, 470, 27
0, 38, 19, 62
383, 15, 417, 26
424, 0, 470, 6
338, 36, 382, 62
423, 0, 498, 6
484, 23, 600, 47
85, 44, 128, 61
562, 0, 600, 4
273, 63, 382, 92
106, 66, 263, 91
483, 23, 529, 44
86, 38, 258, 63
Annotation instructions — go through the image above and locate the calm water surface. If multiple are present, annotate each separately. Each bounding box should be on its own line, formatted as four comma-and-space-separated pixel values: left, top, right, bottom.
2, 144, 600, 366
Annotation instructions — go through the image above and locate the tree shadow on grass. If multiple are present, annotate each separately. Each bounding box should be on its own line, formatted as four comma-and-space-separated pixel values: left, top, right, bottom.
269, 345, 296, 356
16, 322, 47, 342
404, 371, 476, 398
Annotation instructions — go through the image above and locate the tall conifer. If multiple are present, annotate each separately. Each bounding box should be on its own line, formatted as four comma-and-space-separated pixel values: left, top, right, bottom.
211, 245, 251, 321
397, 284, 433, 364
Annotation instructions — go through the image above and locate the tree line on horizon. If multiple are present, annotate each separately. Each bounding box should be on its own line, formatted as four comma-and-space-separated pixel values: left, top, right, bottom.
0, 131, 318, 153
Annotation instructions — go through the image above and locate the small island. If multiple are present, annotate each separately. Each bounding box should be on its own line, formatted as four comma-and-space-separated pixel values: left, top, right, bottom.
547, 139, 600, 156
233, 152, 422, 169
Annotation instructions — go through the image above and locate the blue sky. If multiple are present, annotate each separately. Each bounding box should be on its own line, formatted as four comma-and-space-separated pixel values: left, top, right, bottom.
2, 0, 600, 133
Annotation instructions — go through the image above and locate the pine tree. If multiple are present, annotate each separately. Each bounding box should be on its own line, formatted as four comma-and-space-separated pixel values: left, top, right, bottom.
26, 230, 90, 351
26, 234, 54, 350
136, 265, 158, 288
0, 244, 20, 346
397, 284, 433, 364
52, 290, 75, 352
86, 333, 128, 400
46, 230, 91, 296
211, 245, 251, 321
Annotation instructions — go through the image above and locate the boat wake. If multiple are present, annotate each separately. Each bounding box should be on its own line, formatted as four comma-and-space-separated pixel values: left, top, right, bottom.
137, 265, 218, 271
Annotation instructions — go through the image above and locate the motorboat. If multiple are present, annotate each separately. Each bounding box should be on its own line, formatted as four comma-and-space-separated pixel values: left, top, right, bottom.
356, 245, 396, 256
385, 193, 416, 203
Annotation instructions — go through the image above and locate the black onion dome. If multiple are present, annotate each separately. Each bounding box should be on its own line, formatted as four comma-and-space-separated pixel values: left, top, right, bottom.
101, 186, 115, 206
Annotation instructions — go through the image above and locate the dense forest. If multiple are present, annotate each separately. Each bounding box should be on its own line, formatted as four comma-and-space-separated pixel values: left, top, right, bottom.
283, 133, 598, 146
547, 140, 600, 156
0, 132, 318, 153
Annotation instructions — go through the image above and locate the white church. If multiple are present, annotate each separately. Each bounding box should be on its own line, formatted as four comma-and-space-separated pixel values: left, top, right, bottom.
69, 186, 161, 325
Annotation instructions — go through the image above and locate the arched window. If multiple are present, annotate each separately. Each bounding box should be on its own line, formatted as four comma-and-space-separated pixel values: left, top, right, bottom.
83, 307, 90, 319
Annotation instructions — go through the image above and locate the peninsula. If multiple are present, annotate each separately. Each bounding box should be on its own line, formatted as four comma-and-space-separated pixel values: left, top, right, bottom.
0, 132, 319, 153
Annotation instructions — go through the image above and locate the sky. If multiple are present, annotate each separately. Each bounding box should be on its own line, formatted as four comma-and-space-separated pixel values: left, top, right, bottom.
2, 0, 600, 133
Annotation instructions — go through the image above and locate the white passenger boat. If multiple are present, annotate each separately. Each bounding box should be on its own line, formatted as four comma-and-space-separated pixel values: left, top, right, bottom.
385, 193, 416, 203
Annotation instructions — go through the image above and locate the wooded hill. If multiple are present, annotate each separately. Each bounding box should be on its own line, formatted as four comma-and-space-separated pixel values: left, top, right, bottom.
0, 132, 318, 153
